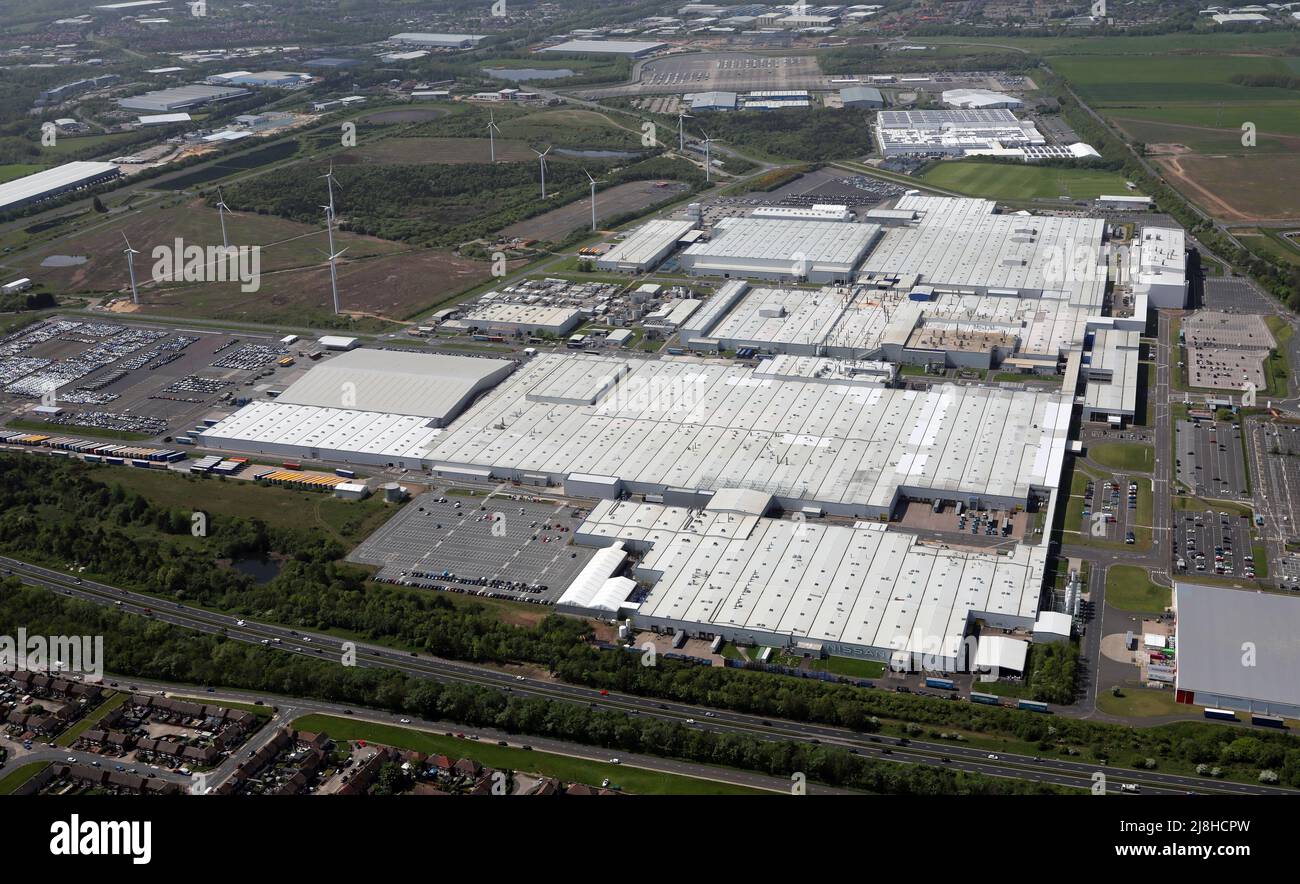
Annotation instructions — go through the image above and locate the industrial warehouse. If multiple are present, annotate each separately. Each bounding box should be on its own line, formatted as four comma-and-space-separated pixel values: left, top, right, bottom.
562, 497, 1046, 667
1173, 583, 1300, 718
190, 195, 1188, 670
0, 162, 121, 214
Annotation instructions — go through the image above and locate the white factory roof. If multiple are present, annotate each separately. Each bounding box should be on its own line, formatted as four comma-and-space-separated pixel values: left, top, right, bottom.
0, 162, 119, 213
973, 635, 1029, 672
1176, 582, 1300, 709
540, 39, 667, 55
941, 88, 1023, 109
860, 197, 1107, 306
556, 542, 632, 613
389, 32, 486, 45
578, 500, 1045, 654
137, 112, 192, 125
751, 204, 852, 222
464, 303, 583, 331
683, 217, 882, 275
1084, 328, 1140, 416
598, 219, 697, 269
274, 348, 514, 421
426, 352, 1072, 512
200, 401, 446, 461
1138, 226, 1186, 289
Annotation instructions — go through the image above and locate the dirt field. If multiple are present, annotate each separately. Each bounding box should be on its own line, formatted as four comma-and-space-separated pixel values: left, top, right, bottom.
336, 136, 535, 166
498, 180, 690, 242
136, 248, 505, 325
1156, 153, 1300, 223
0, 199, 403, 296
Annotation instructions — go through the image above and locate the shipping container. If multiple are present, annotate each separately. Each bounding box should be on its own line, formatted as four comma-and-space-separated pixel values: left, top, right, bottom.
283, 462, 302, 470
175, 437, 195, 445
335, 468, 356, 479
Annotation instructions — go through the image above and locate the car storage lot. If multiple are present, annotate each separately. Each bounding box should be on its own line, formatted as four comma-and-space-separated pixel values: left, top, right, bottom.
348, 491, 595, 603
0, 317, 295, 437
1174, 419, 1249, 500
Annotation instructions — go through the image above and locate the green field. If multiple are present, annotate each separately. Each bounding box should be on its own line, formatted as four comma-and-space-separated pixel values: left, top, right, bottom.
0, 163, 43, 183
1096, 686, 1183, 718
95, 466, 403, 546
1050, 53, 1300, 105
290, 715, 768, 795
1087, 441, 1155, 472
919, 161, 1130, 202
0, 761, 49, 795
1106, 565, 1171, 613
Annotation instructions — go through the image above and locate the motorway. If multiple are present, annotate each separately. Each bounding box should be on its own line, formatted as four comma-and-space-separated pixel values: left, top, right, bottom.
3, 555, 1292, 796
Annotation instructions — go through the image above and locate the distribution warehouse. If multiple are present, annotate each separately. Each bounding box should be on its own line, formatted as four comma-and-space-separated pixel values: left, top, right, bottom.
195, 195, 1190, 670
0, 162, 121, 213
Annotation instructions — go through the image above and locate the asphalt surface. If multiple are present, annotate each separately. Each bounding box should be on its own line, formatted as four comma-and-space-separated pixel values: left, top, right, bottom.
3, 554, 1293, 796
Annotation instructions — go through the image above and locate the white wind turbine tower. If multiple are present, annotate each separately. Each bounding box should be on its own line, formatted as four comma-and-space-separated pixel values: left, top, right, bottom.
585, 169, 598, 231
121, 233, 140, 304
215, 185, 231, 252
699, 129, 721, 182
677, 109, 692, 152
533, 145, 552, 199
487, 109, 501, 163
320, 162, 342, 217
320, 204, 343, 315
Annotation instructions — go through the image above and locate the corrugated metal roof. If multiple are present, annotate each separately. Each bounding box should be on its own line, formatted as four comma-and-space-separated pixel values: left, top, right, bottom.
276, 349, 513, 421
1176, 582, 1300, 708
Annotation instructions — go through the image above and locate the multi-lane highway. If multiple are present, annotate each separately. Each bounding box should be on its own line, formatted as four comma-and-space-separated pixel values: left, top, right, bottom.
4, 554, 1292, 796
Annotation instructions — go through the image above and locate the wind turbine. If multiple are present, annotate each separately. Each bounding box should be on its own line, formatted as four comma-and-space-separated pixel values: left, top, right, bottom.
584, 169, 598, 232
215, 185, 231, 252
487, 109, 501, 163
325, 245, 346, 317
700, 129, 721, 182
320, 204, 342, 314
677, 109, 692, 152
121, 233, 140, 304
533, 146, 552, 199
320, 162, 342, 217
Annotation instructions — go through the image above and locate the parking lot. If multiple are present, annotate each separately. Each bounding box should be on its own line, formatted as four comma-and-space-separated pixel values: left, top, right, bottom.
1174, 419, 1249, 499
348, 491, 596, 603
1201, 277, 1274, 314
1079, 473, 1143, 546
0, 317, 292, 438
1175, 508, 1257, 581
1250, 420, 1300, 544
1273, 554, 1300, 592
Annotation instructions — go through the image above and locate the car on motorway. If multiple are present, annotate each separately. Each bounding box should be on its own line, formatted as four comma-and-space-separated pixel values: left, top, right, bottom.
684, 718, 695, 724
398, 718, 411, 724
987, 753, 1000, 760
